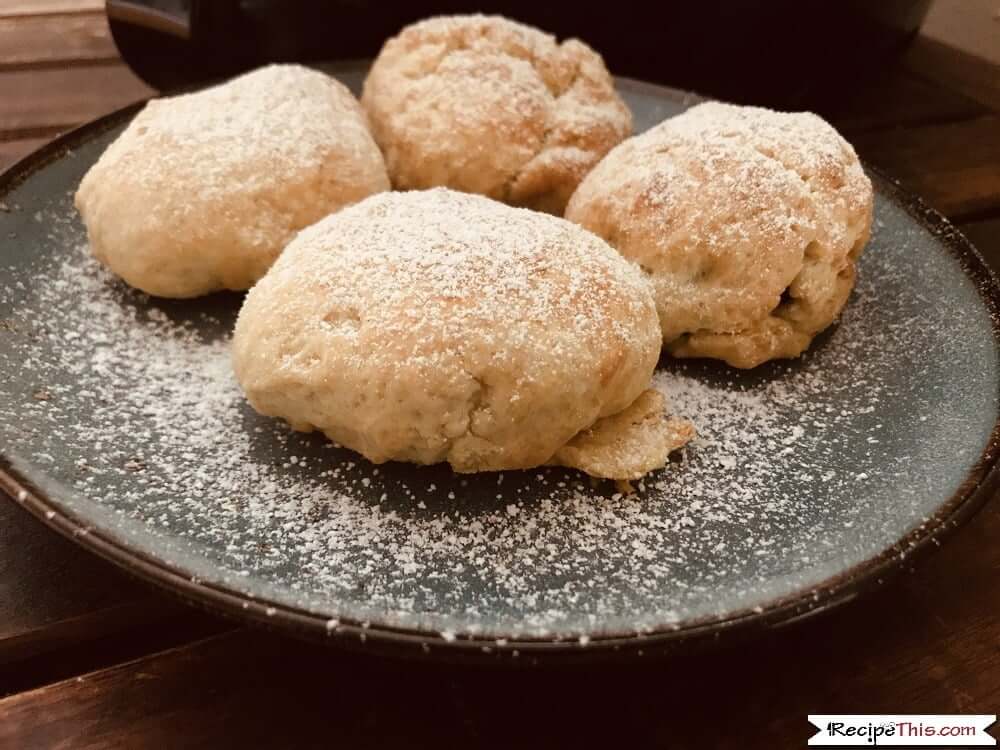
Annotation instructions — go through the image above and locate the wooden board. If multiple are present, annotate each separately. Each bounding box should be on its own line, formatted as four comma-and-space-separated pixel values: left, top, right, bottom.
0, 12, 118, 68
0, 1, 103, 17
0, 64, 153, 138
852, 116, 1000, 219
0, 136, 48, 171
0, 500, 174, 665
905, 36, 1000, 114
822, 67, 987, 134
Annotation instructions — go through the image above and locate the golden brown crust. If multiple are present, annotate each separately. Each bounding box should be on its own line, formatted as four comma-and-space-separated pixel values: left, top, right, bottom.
565, 102, 873, 368
361, 15, 631, 214
232, 189, 664, 476
552, 389, 694, 480
75, 65, 389, 298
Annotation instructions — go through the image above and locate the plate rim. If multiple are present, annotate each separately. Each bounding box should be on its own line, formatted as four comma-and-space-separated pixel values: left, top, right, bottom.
2, 72, 999, 662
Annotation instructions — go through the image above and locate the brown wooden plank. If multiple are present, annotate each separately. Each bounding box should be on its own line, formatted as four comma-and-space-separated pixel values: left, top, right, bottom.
852, 116, 1000, 220
2, 498, 998, 748
0, 12, 118, 68
0, 63, 153, 137
821, 67, 987, 136
0, 136, 48, 171
923, 0, 1000, 67
0, 612, 232, 699
904, 36, 1000, 114
0, 497, 187, 665
0, 495, 229, 695
0, 0, 102, 17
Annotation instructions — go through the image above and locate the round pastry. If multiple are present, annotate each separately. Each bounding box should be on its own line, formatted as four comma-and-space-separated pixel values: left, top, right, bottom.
361, 14, 632, 215
232, 189, 690, 477
565, 102, 874, 369
75, 64, 390, 298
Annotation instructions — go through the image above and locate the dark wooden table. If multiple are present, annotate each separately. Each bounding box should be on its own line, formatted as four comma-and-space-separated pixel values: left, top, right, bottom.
2, 3, 1000, 748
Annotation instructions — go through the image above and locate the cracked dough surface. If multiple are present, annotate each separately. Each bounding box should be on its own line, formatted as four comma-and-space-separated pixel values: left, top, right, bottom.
565, 102, 873, 368
75, 65, 390, 298
553, 389, 695, 480
232, 189, 669, 476
361, 14, 631, 215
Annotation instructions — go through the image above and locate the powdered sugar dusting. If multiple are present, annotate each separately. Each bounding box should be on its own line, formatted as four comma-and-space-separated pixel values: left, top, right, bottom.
566, 101, 874, 368
362, 14, 631, 212
233, 189, 661, 474
94, 64, 376, 200
1, 184, 994, 642
1, 83, 996, 643
268, 188, 655, 357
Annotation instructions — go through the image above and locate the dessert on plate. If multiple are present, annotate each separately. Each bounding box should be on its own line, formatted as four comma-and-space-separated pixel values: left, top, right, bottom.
566, 102, 873, 368
362, 14, 631, 215
76, 64, 389, 298
232, 189, 693, 479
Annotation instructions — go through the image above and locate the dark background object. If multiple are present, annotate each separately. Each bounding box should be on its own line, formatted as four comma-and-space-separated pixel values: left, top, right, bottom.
107, 0, 933, 107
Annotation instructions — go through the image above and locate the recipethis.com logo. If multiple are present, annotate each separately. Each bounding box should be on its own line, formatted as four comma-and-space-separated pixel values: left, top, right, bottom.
808, 715, 996, 746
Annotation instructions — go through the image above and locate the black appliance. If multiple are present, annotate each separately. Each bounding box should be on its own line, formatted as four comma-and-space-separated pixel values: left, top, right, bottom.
107, 0, 934, 107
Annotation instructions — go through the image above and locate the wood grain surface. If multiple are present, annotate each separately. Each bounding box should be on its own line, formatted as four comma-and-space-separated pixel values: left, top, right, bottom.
0, 0, 103, 16
1, 3, 999, 747
852, 116, 1000, 220
0, 65, 152, 138
0, 11, 117, 68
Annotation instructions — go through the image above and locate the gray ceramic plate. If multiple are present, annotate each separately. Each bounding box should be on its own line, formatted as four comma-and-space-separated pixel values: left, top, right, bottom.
1, 62, 998, 662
